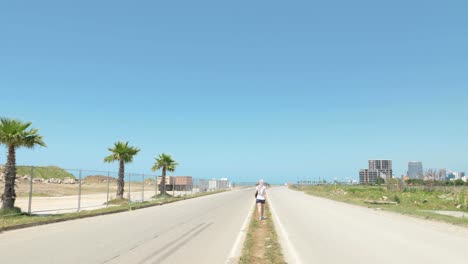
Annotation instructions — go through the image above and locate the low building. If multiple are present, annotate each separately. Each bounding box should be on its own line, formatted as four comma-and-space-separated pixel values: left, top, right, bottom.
208, 179, 218, 190
174, 176, 193, 186
157, 176, 173, 186
157, 176, 193, 191
218, 178, 230, 189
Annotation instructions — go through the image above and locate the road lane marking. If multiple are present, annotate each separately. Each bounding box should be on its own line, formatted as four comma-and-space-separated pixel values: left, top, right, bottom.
225, 201, 255, 264
269, 194, 302, 264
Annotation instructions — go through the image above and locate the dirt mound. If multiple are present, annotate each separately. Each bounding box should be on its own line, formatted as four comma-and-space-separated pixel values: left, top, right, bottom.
83, 175, 117, 184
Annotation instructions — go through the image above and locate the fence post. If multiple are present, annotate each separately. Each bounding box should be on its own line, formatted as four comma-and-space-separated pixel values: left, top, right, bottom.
106, 171, 110, 206
142, 174, 144, 202
155, 174, 158, 198
77, 170, 82, 212
128, 173, 131, 203
27, 166, 34, 214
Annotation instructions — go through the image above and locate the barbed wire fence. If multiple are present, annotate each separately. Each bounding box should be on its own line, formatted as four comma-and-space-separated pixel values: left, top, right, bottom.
0, 165, 232, 216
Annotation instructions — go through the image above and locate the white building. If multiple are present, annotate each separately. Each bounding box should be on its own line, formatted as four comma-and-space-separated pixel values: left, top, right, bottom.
208, 179, 218, 190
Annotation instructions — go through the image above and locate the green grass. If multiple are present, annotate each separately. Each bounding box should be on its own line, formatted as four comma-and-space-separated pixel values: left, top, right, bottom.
292, 184, 468, 227
0, 207, 22, 217
0, 190, 226, 230
105, 198, 129, 205
152, 193, 174, 199
16, 166, 76, 179
263, 205, 285, 264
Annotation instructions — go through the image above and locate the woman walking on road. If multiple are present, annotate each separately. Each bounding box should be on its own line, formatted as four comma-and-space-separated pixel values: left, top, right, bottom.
255, 179, 267, 220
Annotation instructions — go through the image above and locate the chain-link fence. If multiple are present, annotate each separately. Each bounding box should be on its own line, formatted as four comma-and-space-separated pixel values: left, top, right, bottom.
0, 165, 231, 215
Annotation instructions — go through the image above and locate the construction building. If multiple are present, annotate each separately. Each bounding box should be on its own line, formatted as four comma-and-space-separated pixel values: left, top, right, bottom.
359, 160, 393, 184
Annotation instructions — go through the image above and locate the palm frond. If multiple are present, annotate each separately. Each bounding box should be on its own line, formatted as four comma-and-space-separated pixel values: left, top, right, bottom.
151, 153, 179, 172
103, 141, 140, 163
0, 118, 46, 148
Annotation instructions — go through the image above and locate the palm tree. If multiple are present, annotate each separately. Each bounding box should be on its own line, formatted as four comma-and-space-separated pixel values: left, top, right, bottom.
152, 153, 178, 196
104, 141, 140, 199
0, 118, 46, 209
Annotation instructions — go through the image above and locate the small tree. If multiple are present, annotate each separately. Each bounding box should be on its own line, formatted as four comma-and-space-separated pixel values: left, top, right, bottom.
375, 176, 385, 185
104, 141, 140, 199
0, 118, 46, 209
424, 169, 439, 191
152, 153, 178, 196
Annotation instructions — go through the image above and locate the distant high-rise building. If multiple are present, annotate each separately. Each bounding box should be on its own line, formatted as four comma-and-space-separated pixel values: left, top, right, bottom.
369, 160, 392, 171
369, 160, 393, 179
439, 169, 447, 180
408, 161, 423, 179
359, 160, 393, 184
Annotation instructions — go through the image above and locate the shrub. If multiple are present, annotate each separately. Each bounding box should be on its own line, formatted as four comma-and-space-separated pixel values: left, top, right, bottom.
0, 207, 23, 216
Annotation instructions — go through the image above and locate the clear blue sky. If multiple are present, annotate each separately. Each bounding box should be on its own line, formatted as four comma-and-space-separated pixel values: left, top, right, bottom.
1, 0, 467, 184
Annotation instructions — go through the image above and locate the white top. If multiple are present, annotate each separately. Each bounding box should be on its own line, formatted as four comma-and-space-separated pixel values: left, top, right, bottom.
256, 185, 267, 200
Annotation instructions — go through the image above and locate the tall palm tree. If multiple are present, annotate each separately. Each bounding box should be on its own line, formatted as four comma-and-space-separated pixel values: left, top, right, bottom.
104, 141, 140, 199
0, 118, 46, 209
152, 153, 178, 196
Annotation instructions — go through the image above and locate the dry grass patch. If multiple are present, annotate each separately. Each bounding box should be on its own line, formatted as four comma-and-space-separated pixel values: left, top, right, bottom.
240, 203, 286, 264
292, 185, 468, 227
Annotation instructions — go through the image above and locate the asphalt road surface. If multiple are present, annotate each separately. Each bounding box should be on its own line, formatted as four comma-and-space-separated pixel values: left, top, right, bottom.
0, 188, 254, 264
268, 186, 468, 264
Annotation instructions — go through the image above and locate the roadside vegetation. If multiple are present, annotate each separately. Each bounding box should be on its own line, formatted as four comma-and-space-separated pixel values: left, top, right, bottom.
0, 118, 46, 210
292, 184, 468, 227
151, 153, 178, 196
16, 166, 75, 179
0, 117, 183, 218
0, 190, 225, 231
104, 141, 141, 200
240, 203, 286, 264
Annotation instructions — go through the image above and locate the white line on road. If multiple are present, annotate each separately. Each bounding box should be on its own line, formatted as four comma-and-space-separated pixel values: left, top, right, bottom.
269, 196, 302, 264
225, 201, 255, 264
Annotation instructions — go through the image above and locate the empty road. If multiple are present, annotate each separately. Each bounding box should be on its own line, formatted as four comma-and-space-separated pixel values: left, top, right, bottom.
0, 188, 253, 264
269, 186, 468, 264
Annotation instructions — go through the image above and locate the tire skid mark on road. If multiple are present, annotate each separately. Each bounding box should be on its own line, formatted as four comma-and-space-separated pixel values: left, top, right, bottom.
102, 254, 120, 263
101, 224, 204, 264
100, 192, 239, 264
103, 190, 248, 264
139, 222, 213, 264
